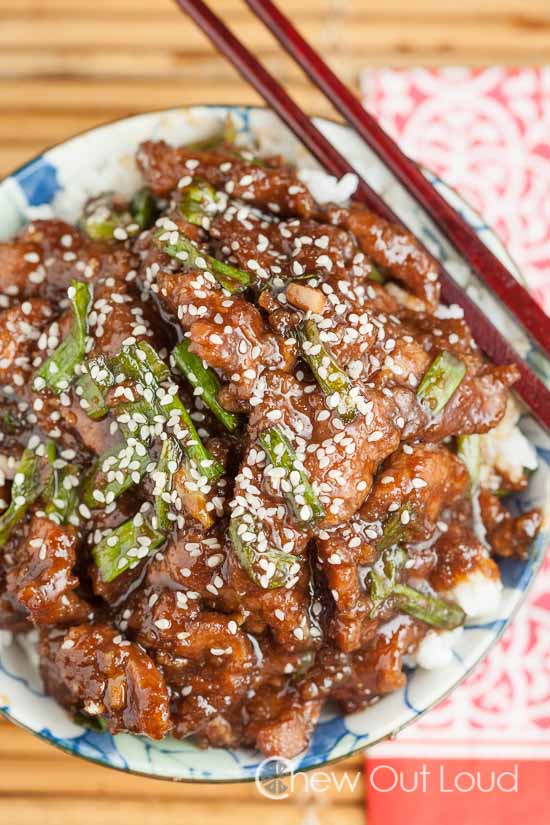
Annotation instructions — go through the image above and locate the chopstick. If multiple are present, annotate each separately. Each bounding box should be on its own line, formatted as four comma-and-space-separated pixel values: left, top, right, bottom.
174, 0, 550, 431
246, 0, 550, 359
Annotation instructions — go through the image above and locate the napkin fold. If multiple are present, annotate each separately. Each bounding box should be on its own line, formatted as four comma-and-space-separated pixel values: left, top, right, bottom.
360, 67, 550, 825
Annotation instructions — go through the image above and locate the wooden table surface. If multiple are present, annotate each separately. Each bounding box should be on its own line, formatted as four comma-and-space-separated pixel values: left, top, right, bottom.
1, 1, 548, 823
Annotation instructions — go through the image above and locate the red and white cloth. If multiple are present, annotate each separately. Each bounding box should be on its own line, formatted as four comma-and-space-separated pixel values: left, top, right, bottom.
360, 67, 550, 823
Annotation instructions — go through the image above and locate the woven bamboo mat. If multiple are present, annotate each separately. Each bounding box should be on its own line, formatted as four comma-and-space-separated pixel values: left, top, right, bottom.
1, 0, 549, 176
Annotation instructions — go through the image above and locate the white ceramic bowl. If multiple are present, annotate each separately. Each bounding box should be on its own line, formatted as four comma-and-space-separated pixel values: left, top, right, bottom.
0, 105, 548, 782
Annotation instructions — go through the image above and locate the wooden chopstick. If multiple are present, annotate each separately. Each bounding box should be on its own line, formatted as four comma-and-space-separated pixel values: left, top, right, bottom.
174, 0, 550, 431
246, 0, 550, 358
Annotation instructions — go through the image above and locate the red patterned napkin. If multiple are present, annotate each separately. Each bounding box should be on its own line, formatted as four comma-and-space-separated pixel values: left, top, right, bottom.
360, 68, 550, 823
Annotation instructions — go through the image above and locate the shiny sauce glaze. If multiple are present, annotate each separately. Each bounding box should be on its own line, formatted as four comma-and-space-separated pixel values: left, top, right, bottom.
0, 132, 542, 756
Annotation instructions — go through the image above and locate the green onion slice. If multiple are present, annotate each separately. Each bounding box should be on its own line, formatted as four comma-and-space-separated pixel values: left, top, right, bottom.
0, 442, 54, 547
259, 425, 325, 527
179, 179, 219, 227
456, 434, 481, 490
33, 280, 92, 395
92, 513, 166, 583
295, 319, 357, 423
416, 351, 467, 417
81, 439, 151, 510
130, 188, 158, 230
45, 463, 81, 525
155, 226, 251, 293
366, 547, 465, 630
229, 512, 300, 590
172, 340, 240, 433
153, 438, 182, 531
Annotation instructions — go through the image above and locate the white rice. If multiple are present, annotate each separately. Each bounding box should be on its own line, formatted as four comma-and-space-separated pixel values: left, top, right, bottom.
480, 398, 538, 491
16, 629, 41, 671
0, 630, 13, 649
297, 169, 359, 204
444, 570, 503, 619
406, 627, 463, 670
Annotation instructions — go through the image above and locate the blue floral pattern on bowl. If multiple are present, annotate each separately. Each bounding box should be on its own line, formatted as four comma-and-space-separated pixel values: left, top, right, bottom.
0, 105, 548, 782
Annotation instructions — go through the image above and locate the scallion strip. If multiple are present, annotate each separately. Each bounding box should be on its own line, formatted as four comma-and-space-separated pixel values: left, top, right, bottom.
110, 340, 170, 385
81, 191, 156, 240
115, 400, 157, 441
112, 342, 224, 484
456, 434, 481, 490
75, 373, 109, 420
161, 392, 223, 485
130, 187, 158, 230
172, 340, 240, 433
229, 512, 300, 590
33, 281, 91, 395
81, 439, 151, 510
366, 547, 465, 630
73, 712, 109, 733
377, 510, 407, 551
0, 407, 23, 436
295, 318, 357, 423
368, 264, 386, 284
366, 546, 406, 610
416, 351, 467, 416
92, 514, 165, 583
0, 443, 53, 546
155, 227, 251, 293
259, 425, 325, 527
85, 354, 115, 392
393, 583, 465, 629
45, 463, 81, 524
153, 438, 182, 531
74, 342, 224, 518
179, 179, 218, 227
377, 502, 420, 551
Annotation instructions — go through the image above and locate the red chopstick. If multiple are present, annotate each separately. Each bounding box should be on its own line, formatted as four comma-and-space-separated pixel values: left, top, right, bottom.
246, 0, 550, 358
173, 0, 550, 430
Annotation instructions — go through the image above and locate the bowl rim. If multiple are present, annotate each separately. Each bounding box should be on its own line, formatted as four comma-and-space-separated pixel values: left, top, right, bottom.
0, 103, 543, 784
3, 570, 544, 785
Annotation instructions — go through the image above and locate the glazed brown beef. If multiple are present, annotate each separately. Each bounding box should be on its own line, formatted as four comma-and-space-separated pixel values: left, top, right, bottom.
0, 133, 541, 757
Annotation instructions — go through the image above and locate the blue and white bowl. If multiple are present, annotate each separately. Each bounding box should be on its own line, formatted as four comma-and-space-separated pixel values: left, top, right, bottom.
0, 105, 548, 782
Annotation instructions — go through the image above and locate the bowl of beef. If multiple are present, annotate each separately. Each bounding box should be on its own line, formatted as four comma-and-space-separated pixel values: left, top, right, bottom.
0, 105, 547, 782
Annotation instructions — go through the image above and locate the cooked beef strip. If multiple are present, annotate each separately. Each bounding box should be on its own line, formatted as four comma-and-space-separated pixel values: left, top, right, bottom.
0, 134, 541, 757
479, 489, 543, 560
6, 515, 90, 626
54, 623, 171, 739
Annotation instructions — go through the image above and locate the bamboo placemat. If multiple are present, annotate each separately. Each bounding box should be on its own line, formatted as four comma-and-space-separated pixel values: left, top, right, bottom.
1, 0, 550, 177
0, 716, 364, 824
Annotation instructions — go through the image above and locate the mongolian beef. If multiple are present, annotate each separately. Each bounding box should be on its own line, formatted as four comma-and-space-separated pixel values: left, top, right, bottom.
0, 123, 542, 757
